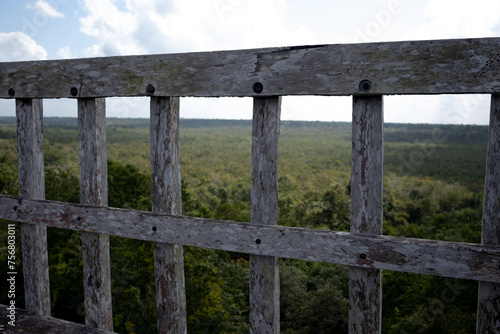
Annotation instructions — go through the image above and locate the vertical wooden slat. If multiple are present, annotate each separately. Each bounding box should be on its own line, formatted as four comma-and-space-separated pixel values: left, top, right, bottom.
249, 96, 281, 334
349, 95, 384, 334
16, 98, 51, 316
477, 94, 500, 333
78, 98, 113, 331
150, 96, 187, 334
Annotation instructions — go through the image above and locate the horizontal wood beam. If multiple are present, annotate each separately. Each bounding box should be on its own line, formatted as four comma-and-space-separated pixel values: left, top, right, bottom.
1, 194, 500, 283
0, 38, 499, 98
0, 304, 114, 334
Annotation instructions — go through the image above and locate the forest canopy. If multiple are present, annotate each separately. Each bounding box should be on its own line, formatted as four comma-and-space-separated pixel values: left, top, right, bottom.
0, 117, 488, 333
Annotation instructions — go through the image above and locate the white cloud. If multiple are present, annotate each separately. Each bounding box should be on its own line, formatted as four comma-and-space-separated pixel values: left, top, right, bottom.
0, 32, 47, 61
78, 0, 316, 56
57, 46, 73, 58
27, 0, 65, 18
79, 0, 146, 56
406, 0, 500, 40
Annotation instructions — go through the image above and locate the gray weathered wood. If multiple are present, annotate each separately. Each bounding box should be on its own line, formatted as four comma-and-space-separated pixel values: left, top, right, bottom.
16, 98, 51, 316
2, 194, 500, 283
349, 96, 383, 334
150, 96, 187, 334
249, 97, 281, 333
477, 94, 500, 333
0, 304, 115, 334
1, 38, 499, 98
78, 98, 113, 331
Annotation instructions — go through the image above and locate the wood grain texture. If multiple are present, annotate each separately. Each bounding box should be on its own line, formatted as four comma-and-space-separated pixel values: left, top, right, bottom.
477, 94, 500, 333
1, 194, 500, 283
1, 38, 499, 98
0, 304, 115, 334
349, 96, 383, 334
150, 96, 186, 334
250, 97, 281, 334
77, 98, 113, 331
16, 98, 51, 316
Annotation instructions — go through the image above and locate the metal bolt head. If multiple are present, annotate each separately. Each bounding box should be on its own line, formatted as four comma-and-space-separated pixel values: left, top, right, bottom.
359, 80, 372, 93
70, 87, 78, 97
146, 84, 155, 95
252, 82, 263, 94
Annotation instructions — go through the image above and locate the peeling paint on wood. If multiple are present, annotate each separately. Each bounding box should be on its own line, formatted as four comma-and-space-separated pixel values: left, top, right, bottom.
0, 304, 115, 334
150, 96, 187, 334
349, 96, 383, 333
1, 194, 500, 283
477, 94, 500, 333
1, 38, 499, 98
78, 98, 113, 331
16, 98, 51, 316
250, 97, 281, 334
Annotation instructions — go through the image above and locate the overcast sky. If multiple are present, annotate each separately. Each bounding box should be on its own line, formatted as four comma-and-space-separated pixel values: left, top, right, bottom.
1, 0, 499, 124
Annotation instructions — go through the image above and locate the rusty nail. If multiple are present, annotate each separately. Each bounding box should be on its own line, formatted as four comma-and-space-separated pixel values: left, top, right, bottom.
252, 82, 263, 94
255, 239, 261, 245
8, 88, 15, 97
70, 87, 78, 97
359, 253, 367, 259
359, 80, 372, 93
146, 84, 155, 95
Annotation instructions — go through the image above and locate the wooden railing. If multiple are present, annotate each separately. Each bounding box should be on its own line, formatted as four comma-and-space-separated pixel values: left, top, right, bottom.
1, 37, 500, 333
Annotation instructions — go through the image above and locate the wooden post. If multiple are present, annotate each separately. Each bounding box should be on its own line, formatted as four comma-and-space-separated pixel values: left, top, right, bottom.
249, 96, 281, 334
349, 95, 383, 333
16, 98, 51, 316
78, 98, 113, 331
150, 96, 187, 334
477, 94, 500, 333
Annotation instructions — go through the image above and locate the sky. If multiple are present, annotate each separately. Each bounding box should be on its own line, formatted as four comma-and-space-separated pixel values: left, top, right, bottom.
0, 0, 499, 124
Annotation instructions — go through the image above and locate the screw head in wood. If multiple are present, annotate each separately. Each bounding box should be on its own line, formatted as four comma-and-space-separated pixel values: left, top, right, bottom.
252, 82, 263, 94
255, 238, 262, 245
359, 80, 372, 93
359, 253, 367, 259
8, 88, 15, 97
146, 84, 155, 95
70, 87, 78, 97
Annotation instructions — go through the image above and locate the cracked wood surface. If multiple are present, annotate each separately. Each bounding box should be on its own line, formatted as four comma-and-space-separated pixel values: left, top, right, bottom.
1, 194, 500, 284
477, 94, 500, 333
249, 97, 281, 334
349, 96, 383, 334
78, 98, 113, 331
16, 98, 51, 316
1, 38, 499, 98
150, 96, 187, 334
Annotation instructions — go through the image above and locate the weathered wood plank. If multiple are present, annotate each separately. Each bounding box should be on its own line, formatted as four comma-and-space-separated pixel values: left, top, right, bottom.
249, 97, 281, 333
1, 38, 499, 98
16, 98, 51, 316
477, 94, 500, 333
2, 194, 500, 283
150, 96, 187, 334
0, 304, 115, 334
349, 96, 384, 334
78, 98, 113, 331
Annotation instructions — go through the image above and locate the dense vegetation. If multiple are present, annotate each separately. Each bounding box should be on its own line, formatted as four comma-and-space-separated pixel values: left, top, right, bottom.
0, 116, 489, 333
